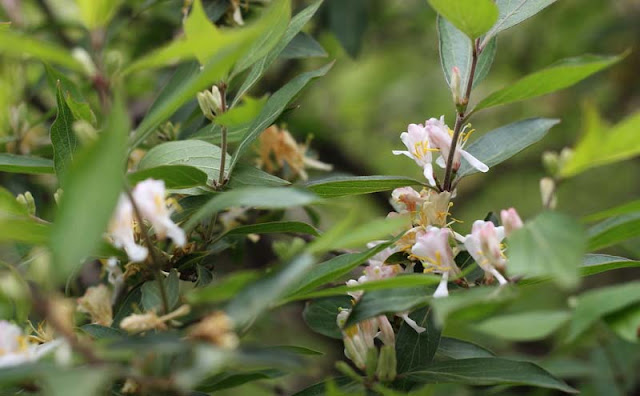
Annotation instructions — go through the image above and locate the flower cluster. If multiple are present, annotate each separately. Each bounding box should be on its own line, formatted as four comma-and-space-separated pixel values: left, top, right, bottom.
336, 121, 524, 372
0, 321, 60, 368
393, 116, 488, 187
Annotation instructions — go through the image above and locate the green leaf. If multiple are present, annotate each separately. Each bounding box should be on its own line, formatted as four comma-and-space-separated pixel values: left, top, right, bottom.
288, 275, 439, 302
302, 296, 352, 339
0, 214, 50, 244
327, 0, 368, 57
233, 0, 324, 106
0, 30, 83, 72
292, 377, 358, 396
184, 187, 319, 231
456, 118, 559, 178
141, 269, 180, 312
227, 163, 290, 188
396, 308, 441, 374
45, 65, 96, 125
230, 0, 291, 75
226, 221, 320, 237
128, 0, 292, 148
507, 212, 586, 289
127, 165, 208, 189
406, 358, 576, 393
75, 0, 124, 29
285, 243, 391, 298
50, 99, 128, 284
41, 367, 112, 396
304, 175, 425, 198
197, 369, 286, 393
472, 311, 570, 341
308, 216, 409, 255
583, 199, 640, 223
226, 253, 316, 329
436, 337, 495, 359
138, 140, 228, 183
484, 0, 557, 39
474, 54, 623, 111
437, 17, 496, 91
605, 303, 640, 344
187, 271, 261, 304
567, 281, 640, 342
0, 154, 54, 174
431, 286, 518, 326
228, 62, 334, 174
50, 83, 78, 182
0, 187, 27, 216
344, 287, 432, 327
80, 324, 125, 339
562, 106, 640, 177
280, 32, 327, 59
427, 0, 499, 39
587, 213, 640, 251
581, 254, 640, 276
214, 96, 267, 129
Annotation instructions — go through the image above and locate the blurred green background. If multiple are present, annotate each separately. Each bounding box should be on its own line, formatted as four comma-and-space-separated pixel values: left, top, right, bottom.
1, 0, 639, 394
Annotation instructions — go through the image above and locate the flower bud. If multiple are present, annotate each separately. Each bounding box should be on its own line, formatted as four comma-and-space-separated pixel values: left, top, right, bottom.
451, 66, 462, 105
120, 312, 167, 333
16, 191, 36, 216
542, 151, 559, 176
196, 86, 223, 120
540, 177, 557, 209
365, 347, 379, 378
71, 48, 97, 77
376, 344, 397, 382
73, 120, 98, 144
500, 207, 523, 236
54, 189, 63, 205
559, 147, 574, 170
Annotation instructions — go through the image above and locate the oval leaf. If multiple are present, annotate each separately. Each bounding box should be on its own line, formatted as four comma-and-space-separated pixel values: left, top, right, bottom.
427, 0, 499, 39
304, 175, 425, 198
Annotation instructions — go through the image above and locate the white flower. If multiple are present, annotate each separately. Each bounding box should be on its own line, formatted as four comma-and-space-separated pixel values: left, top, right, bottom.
390, 187, 424, 214
462, 220, 508, 285
132, 179, 186, 247
108, 195, 148, 263
411, 227, 458, 298
393, 123, 437, 186
425, 116, 488, 173
336, 309, 395, 370
500, 207, 523, 236
0, 321, 60, 368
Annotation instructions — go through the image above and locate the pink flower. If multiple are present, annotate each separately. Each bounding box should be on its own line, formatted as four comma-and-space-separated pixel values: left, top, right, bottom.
500, 207, 523, 236
425, 116, 488, 173
411, 227, 457, 297
462, 220, 508, 285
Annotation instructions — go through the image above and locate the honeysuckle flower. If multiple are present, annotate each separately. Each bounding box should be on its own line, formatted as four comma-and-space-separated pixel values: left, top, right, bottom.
105, 257, 124, 301
196, 85, 223, 120
336, 309, 394, 371
411, 227, 458, 298
390, 187, 424, 214
418, 190, 452, 228
462, 220, 508, 285
187, 311, 239, 349
120, 304, 191, 334
258, 125, 332, 181
77, 284, 113, 326
500, 207, 523, 236
108, 195, 148, 263
132, 179, 186, 247
0, 321, 60, 368
392, 123, 437, 186
219, 207, 249, 231
425, 116, 488, 173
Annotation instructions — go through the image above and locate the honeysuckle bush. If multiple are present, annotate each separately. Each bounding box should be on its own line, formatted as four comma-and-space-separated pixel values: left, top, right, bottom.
0, 0, 639, 394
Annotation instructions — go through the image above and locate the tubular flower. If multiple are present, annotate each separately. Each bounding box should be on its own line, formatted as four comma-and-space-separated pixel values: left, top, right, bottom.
425, 116, 488, 173
132, 179, 186, 247
107, 195, 148, 263
462, 220, 508, 285
336, 309, 395, 371
390, 187, 425, 214
411, 227, 458, 298
418, 190, 452, 228
257, 125, 332, 181
77, 285, 113, 326
500, 207, 523, 236
0, 321, 60, 368
393, 123, 437, 186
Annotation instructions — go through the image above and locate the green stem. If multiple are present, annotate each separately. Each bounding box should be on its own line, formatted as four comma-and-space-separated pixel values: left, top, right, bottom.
217, 83, 228, 186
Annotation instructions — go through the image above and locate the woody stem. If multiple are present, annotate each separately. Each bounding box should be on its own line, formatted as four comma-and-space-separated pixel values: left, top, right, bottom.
443, 39, 480, 191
